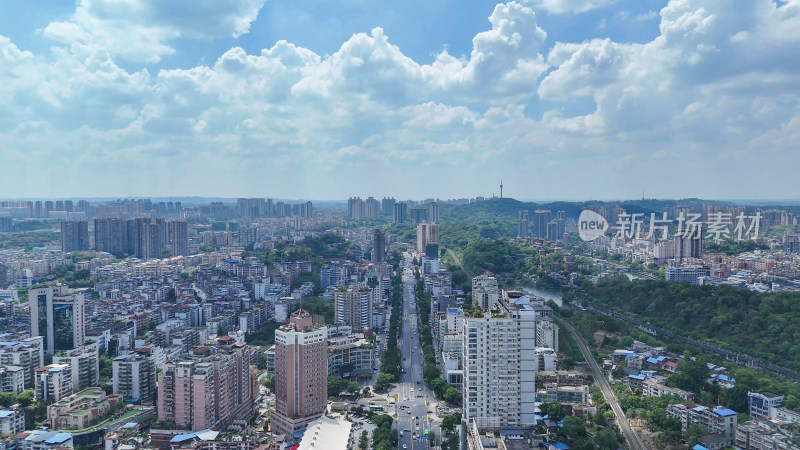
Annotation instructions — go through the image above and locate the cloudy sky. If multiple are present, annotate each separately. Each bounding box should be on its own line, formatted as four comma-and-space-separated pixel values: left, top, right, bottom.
1, 0, 799, 201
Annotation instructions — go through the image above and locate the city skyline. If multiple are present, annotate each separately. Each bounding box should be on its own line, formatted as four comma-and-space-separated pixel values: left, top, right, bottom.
2, 0, 800, 199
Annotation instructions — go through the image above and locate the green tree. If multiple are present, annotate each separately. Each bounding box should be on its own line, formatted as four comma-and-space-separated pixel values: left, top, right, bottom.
687, 423, 709, 448
444, 387, 462, 406
261, 375, 276, 391
441, 413, 462, 432
0, 392, 15, 407
374, 373, 394, 392
17, 390, 34, 408
669, 356, 709, 394
328, 376, 349, 397
540, 401, 564, 419
594, 428, 619, 450
423, 363, 440, 381
560, 415, 587, 440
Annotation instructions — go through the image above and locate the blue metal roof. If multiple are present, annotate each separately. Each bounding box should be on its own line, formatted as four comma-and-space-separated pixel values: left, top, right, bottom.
714, 408, 737, 417
170, 433, 197, 443
45, 433, 73, 444
0, 410, 13, 418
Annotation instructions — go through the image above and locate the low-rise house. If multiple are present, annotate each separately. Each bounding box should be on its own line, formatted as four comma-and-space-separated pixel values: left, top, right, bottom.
642, 378, 694, 401
667, 404, 737, 441
47, 387, 124, 430
16, 430, 73, 450
0, 406, 25, 436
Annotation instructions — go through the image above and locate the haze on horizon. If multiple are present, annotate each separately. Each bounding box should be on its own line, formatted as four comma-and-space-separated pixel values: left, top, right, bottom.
2, 0, 799, 200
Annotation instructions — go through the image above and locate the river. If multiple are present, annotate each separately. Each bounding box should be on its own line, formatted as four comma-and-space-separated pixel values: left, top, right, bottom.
522, 286, 563, 307
522, 272, 643, 308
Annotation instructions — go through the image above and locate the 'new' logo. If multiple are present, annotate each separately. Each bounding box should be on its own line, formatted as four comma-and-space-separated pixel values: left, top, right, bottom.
578, 210, 608, 241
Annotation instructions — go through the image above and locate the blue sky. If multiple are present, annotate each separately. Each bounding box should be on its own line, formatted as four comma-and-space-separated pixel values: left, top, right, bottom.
1, 0, 799, 200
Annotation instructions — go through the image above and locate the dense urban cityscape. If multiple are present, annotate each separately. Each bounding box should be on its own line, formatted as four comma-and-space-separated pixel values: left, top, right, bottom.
4, 0, 800, 449
0, 196, 798, 450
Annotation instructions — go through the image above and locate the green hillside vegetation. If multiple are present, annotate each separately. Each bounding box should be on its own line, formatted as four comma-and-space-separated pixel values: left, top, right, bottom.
0, 232, 60, 250
584, 276, 800, 371
437, 197, 739, 222
438, 221, 515, 250
705, 240, 768, 255
458, 239, 518, 275
8, 220, 56, 232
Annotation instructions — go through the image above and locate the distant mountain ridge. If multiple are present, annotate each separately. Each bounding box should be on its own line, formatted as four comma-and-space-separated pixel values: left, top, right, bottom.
439, 197, 800, 222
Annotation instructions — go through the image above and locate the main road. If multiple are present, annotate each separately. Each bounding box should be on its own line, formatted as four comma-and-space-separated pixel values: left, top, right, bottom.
391, 252, 440, 450
555, 317, 645, 450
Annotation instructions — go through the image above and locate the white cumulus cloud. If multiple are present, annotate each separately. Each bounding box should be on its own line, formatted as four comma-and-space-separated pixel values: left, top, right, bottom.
43, 0, 267, 62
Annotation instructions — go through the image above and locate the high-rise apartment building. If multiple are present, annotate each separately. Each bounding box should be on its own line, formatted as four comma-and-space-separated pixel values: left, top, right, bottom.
52, 346, 99, 393
166, 220, 188, 256
236, 198, 266, 219
334, 287, 372, 331
673, 234, 704, 262
372, 229, 386, 263
60, 221, 89, 253
429, 202, 440, 223
93, 218, 125, 254
157, 340, 258, 430
272, 310, 328, 436
381, 197, 396, 217
112, 350, 157, 403
299, 201, 313, 219
533, 210, 551, 239
365, 197, 381, 219
410, 207, 428, 224
393, 202, 407, 223
93, 218, 187, 258
417, 223, 428, 254
546, 221, 559, 240
0, 337, 45, 389
417, 223, 439, 254
428, 223, 439, 245
462, 289, 557, 428
29, 285, 85, 354
471, 275, 500, 310
518, 210, 529, 238
348, 197, 365, 220
34, 364, 73, 403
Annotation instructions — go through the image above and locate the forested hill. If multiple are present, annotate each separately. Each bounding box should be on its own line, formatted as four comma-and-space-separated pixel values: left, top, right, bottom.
584, 276, 800, 371
438, 197, 739, 222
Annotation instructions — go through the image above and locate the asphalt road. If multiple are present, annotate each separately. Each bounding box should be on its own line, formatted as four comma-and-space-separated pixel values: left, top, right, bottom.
555, 317, 645, 450
391, 252, 439, 450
